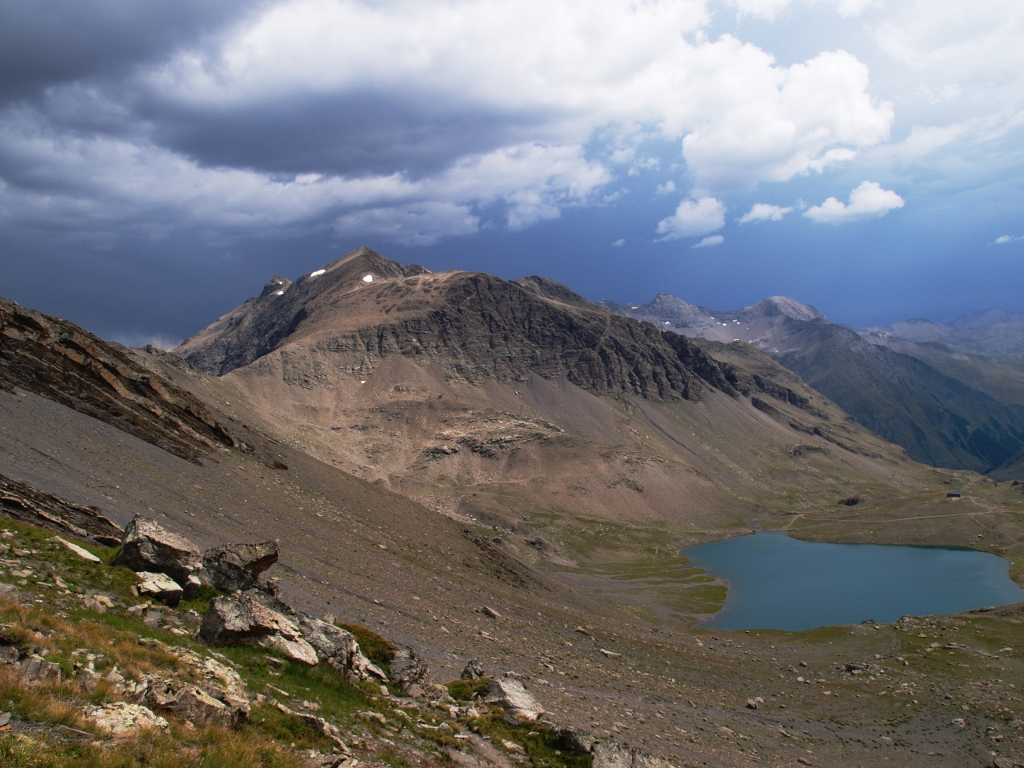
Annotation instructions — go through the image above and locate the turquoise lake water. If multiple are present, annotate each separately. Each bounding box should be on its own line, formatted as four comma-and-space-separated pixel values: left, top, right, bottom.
682, 531, 1024, 631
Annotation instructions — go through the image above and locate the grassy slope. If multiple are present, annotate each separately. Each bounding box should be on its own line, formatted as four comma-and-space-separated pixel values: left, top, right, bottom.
0, 516, 583, 768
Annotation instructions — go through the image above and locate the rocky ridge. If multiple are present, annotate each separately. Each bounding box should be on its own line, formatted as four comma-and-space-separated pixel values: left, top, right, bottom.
0, 296, 239, 463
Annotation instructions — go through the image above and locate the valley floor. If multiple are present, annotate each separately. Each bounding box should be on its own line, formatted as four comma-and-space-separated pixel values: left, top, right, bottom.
4, 384, 1024, 768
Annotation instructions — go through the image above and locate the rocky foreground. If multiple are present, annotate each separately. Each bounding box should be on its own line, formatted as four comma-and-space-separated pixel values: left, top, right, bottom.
0, 506, 672, 768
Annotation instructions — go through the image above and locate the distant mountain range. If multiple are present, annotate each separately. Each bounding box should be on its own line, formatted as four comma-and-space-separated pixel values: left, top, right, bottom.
603, 294, 1024, 478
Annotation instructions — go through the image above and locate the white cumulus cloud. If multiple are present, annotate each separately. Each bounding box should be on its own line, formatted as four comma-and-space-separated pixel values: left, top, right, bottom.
656, 197, 726, 240
693, 235, 724, 248
994, 235, 1024, 245
739, 203, 793, 223
803, 181, 904, 224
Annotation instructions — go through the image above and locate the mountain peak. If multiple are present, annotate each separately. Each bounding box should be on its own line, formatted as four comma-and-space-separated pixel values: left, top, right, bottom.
511, 276, 594, 308
306, 246, 430, 285
259, 276, 292, 298
749, 296, 825, 322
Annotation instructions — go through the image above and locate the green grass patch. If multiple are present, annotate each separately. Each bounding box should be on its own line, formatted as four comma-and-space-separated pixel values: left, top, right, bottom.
470, 715, 592, 768
178, 584, 226, 615
446, 677, 490, 701
338, 623, 395, 668
246, 701, 336, 751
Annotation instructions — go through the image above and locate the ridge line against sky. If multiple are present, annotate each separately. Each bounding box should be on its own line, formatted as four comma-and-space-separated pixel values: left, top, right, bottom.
0, 0, 1022, 345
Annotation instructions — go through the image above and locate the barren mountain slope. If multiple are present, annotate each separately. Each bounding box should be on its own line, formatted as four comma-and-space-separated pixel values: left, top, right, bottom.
6, 294, 1024, 766
172, 249, 987, 596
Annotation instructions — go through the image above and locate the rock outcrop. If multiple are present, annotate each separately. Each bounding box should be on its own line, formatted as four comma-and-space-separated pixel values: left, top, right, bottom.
0, 472, 123, 547
115, 515, 202, 593
0, 296, 237, 463
198, 593, 318, 666
297, 616, 387, 681
591, 741, 675, 768
389, 646, 429, 696
201, 540, 279, 593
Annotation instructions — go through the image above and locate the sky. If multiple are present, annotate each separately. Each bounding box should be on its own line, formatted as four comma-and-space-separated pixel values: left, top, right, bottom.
1, 0, 1023, 347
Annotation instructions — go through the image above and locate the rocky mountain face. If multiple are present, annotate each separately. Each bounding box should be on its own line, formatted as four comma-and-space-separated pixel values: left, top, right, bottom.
179, 247, 741, 403
0, 296, 238, 463
607, 291, 1024, 476
171, 247, 919, 539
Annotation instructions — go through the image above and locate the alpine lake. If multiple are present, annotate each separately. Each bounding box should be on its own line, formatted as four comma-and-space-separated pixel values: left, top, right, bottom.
683, 530, 1024, 631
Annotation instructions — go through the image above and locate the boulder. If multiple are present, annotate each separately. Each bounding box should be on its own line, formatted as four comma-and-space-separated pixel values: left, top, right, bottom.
175, 648, 251, 720
297, 617, 386, 681
17, 654, 62, 684
115, 516, 201, 592
136, 571, 184, 606
484, 674, 544, 721
85, 702, 169, 737
201, 540, 279, 593
198, 594, 318, 666
390, 646, 429, 696
145, 677, 238, 727
555, 726, 597, 754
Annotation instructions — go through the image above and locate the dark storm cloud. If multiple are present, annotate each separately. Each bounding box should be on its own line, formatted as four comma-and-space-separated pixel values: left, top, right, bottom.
143, 91, 547, 179
0, 0, 267, 105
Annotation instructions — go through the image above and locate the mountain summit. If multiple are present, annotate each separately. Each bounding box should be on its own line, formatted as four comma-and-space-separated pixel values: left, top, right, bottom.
173, 247, 907, 535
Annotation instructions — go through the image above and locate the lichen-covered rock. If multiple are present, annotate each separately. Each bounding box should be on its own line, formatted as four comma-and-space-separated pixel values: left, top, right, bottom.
297, 616, 386, 681
485, 674, 544, 721
175, 648, 250, 719
390, 646, 429, 696
135, 571, 184, 606
199, 594, 317, 666
85, 702, 169, 737
201, 540, 279, 593
145, 678, 237, 727
115, 516, 201, 591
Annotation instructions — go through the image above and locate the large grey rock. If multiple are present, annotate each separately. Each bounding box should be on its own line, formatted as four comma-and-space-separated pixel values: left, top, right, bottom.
390, 646, 429, 695
145, 677, 244, 727
135, 571, 184, 606
115, 516, 201, 591
176, 648, 250, 720
201, 540, 279, 593
555, 727, 597, 754
198, 594, 317, 666
484, 674, 544, 721
297, 617, 386, 681
17, 654, 62, 685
